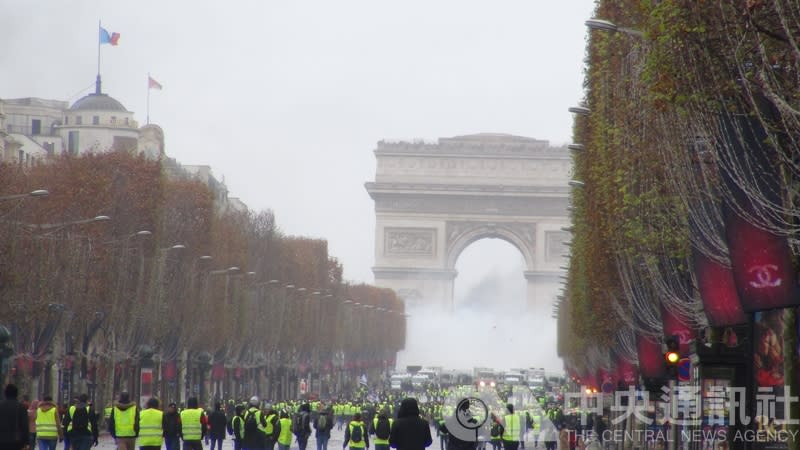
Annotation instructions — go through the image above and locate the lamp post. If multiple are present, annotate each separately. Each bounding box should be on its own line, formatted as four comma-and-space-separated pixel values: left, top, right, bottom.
0, 189, 49, 201
0, 325, 13, 385
585, 18, 644, 37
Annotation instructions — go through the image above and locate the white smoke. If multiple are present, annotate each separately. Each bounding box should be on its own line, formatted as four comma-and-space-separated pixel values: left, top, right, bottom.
397, 239, 562, 373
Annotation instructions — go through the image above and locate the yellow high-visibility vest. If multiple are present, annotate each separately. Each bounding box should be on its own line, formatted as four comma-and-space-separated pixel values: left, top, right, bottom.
35, 407, 59, 439
68, 406, 93, 433
139, 408, 164, 446
372, 417, 393, 445
347, 421, 367, 448
278, 418, 292, 445
180, 408, 204, 441
113, 406, 137, 437
503, 414, 520, 442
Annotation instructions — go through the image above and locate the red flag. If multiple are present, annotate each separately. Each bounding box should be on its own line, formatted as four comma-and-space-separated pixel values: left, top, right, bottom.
148, 76, 163, 90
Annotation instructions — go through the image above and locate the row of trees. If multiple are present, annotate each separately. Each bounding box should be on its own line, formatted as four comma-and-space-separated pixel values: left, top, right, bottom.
560, 0, 800, 377
0, 152, 405, 404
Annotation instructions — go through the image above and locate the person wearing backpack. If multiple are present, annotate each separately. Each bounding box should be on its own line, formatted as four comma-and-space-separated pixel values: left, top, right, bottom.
228, 404, 245, 450
242, 396, 267, 450
293, 403, 312, 450
66, 393, 98, 450
371, 409, 393, 450
108, 392, 139, 450
343, 412, 368, 450
314, 407, 334, 450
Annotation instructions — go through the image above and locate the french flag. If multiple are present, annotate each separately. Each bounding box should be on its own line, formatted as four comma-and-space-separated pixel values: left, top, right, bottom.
99, 26, 120, 46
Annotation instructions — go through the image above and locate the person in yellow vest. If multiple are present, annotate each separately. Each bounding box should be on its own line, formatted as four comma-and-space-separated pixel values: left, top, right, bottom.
108, 392, 139, 450
138, 398, 164, 450
35, 395, 63, 450
263, 404, 281, 450
277, 410, 292, 450
370, 409, 392, 450
343, 412, 369, 450
66, 393, 99, 450
229, 404, 245, 450
502, 404, 521, 450
488, 412, 502, 450
180, 397, 207, 450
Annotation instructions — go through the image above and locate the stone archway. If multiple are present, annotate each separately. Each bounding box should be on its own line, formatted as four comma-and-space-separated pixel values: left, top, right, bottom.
366, 134, 571, 309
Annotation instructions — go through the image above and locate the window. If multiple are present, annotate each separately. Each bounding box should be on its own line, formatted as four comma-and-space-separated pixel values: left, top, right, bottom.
92, 116, 99, 125
110, 116, 117, 124
64, 116, 68, 125
43, 142, 54, 155
124, 117, 130, 126
18, 150, 24, 166
76, 116, 82, 125
31, 119, 41, 135
68, 131, 79, 155
113, 135, 138, 152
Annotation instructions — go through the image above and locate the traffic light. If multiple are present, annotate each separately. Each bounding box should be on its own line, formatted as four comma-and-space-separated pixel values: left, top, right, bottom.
664, 336, 680, 376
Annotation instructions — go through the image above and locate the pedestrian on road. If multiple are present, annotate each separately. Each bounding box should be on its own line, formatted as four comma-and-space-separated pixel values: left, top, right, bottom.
314, 407, 334, 450
228, 404, 245, 450
108, 392, 140, 450
27, 398, 39, 450
343, 412, 368, 450
209, 401, 228, 450
276, 410, 292, 450
0, 384, 30, 450
163, 402, 182, 450
294, 403, 312, 450
180, 397, 207, 450
35, 395, 63, 450
139, 397, 164, 450
388, 398, 432, 450
65, 393, 99, 450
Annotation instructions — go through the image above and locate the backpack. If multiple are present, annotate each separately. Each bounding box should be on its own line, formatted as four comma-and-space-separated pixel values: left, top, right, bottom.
490, 423, 502, 438
293, 412, 308, 435
375, 417, 391, 440
244, 411, 260, 436
71, 407, 90, 434
350, 422, 364, 443
317, 414, 328, 430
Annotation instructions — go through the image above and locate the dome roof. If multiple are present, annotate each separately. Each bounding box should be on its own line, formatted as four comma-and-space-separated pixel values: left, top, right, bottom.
70, 93, 128, 112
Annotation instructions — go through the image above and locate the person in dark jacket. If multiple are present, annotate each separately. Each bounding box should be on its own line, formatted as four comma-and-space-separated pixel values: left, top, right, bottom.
64, 393, 99, 450
389, 398, 432, 450
314, 407, 334, 450
295, 403, 312, 450
0, 384, 29, 450
228, 404, 245, 450
163, 402, 182, 450
209, 402, 228, 450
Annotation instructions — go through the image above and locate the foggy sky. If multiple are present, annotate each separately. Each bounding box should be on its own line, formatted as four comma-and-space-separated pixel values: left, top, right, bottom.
3, 1, 594, 373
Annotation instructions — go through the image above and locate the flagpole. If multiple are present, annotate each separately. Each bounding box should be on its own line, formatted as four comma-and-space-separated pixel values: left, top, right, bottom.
96, 20, 102, 94
147, 73, 151, 125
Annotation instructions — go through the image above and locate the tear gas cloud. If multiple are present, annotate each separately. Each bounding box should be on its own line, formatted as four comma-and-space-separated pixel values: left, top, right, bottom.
396, 240, 562, 373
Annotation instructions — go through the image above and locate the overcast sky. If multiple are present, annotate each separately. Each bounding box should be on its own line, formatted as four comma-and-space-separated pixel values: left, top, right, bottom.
3, 1, 595, 372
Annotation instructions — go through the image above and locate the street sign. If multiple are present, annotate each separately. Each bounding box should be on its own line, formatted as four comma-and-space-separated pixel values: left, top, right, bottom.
677, 358, 691, 382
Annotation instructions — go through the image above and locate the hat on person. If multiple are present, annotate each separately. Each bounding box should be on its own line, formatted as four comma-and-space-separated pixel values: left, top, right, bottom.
249, 396, 260, 407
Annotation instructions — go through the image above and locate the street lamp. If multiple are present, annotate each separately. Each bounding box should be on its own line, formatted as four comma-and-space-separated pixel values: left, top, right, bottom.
0, 189, 49, 201
0, 325, 13, 384
568, 144, 585, 152
568, 106, 591, 116
20, 214, 111, 233
585, 18, 644, 37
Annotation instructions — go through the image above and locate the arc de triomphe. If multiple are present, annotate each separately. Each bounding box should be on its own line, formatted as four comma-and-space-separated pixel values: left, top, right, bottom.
365, 134, 571, 309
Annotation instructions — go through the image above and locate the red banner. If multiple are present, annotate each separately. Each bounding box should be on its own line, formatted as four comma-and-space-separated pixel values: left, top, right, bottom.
692, 250, 747, 326
661, 306, 697, 356
211, 363, 225, 381
637, 335, 664, 378
163, 360, 177, 381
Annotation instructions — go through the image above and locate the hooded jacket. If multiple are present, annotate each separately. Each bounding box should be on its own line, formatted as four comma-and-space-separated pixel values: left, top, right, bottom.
108, 401, 139, 438
389, 399, 432, 450
66, 401, 98, 440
